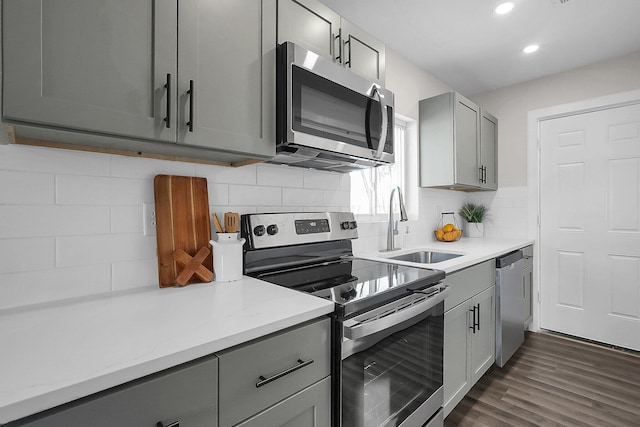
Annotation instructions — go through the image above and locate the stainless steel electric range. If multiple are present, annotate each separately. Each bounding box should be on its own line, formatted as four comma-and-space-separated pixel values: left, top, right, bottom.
241, 212, 449, 427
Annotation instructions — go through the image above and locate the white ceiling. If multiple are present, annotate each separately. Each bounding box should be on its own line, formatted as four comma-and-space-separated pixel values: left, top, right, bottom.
319, 0, 640, 95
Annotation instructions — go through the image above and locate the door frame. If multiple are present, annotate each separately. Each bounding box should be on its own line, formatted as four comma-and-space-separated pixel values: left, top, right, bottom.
526, 89, 640, 333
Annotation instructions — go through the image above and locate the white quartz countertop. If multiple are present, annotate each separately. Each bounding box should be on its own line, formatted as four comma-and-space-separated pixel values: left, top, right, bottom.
0, 277, 334, 424
358, 237, 534, 273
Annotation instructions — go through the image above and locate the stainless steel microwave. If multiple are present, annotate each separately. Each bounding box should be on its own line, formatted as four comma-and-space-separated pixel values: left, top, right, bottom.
271, 42, 395, 172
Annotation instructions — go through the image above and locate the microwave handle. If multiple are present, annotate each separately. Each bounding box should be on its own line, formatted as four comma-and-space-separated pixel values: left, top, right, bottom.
370, 86, 388, 159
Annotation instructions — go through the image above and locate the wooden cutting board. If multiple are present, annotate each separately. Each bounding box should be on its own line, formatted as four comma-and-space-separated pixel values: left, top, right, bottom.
154, 175, 213, 287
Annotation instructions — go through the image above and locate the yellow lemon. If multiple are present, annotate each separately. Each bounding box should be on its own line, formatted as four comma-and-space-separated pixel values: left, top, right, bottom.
435, 228, 445, 240
443, 223, 455, 232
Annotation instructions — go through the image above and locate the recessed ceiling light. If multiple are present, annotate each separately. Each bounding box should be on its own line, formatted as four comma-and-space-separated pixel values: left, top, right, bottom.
495, 2, 515, 15
523, 44, 540, 54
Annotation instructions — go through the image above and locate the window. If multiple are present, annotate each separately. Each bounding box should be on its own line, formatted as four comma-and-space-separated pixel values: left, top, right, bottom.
351, 119, 407, 218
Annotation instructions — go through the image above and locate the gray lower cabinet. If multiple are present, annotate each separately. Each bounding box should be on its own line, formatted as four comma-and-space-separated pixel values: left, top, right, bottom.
277, 0, 385, 85
443, 260, 496, 417
218, 317, 331, 427
9, 355, 219, 427
2, 0, 275, 163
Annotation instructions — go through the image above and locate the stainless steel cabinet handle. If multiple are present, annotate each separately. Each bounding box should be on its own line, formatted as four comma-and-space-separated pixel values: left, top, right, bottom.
256, 358, 314, 388
156, 421, 179, 427
370, 85, 388, 160
187, 80, 194, 132
164, 74, 171, 129
476, 303, 481, 331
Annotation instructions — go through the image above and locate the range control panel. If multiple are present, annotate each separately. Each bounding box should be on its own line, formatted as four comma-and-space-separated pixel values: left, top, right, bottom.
241, 212, 358, 249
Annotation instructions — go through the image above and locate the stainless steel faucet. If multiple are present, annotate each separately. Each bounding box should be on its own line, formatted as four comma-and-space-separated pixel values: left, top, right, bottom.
380, 186, 408, 252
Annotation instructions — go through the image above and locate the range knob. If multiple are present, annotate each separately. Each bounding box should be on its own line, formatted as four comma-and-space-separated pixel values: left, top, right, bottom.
349, 221, 358, 229
340, 221, 350, 230
267, 224, 279, 235
253, 225, 265, 236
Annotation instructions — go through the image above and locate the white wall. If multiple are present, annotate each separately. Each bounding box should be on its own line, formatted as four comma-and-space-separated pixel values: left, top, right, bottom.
471, 51, 640, 187
0, 144, 350, 310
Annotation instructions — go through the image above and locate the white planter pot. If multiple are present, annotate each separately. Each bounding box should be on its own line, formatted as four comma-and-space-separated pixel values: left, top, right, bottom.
464, 222, 484, 238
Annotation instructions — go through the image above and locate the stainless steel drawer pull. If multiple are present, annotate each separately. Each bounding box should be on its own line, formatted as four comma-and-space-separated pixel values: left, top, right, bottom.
156, 421, 179, 427
255, 358, 314, 388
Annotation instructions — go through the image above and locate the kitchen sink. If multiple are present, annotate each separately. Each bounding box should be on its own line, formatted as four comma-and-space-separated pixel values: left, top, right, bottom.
389, 250, 462, 264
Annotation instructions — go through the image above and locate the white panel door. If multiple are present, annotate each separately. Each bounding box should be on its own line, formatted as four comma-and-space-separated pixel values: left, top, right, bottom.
540, 102, 640, 351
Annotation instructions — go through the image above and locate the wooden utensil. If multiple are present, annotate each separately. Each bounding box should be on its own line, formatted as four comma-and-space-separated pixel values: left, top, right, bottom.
154, 175, 213, 287
224, 212, 239, 233
212, 213, 224, 233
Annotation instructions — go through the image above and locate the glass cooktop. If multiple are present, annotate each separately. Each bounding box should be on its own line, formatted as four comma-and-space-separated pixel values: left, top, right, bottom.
252, 258, 444, 318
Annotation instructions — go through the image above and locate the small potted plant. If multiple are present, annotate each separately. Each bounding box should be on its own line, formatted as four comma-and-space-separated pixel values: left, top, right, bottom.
458, 202, 488, 238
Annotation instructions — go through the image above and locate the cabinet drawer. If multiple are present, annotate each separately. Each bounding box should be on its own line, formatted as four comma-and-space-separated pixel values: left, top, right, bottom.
235, 377, 331, 427
445, 260, 495, 311
12, 355, 218, 427
218, 317, 331, 427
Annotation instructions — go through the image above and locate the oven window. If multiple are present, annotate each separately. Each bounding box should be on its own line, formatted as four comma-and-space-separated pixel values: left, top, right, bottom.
342, 309, 443, 427
292, 66, 393, 153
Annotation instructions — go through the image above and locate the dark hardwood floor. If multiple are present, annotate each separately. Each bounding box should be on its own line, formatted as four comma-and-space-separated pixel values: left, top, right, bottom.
445, 331, 640, 426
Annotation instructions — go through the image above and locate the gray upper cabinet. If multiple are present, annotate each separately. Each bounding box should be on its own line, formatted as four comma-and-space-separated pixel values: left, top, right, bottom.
178, 0, 275, 158
2, 0, 176, 143
2, 0, 276, 163
277, 0, 385, 85
419, 92, 498, 191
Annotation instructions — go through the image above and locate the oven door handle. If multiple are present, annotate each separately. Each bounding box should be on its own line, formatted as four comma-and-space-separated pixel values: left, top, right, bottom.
344, 285, 449, 341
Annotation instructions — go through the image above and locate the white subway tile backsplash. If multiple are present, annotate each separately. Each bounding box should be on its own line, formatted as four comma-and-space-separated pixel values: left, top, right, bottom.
111, 258, 158, 290
196, 163, 257, 185
0, 265, 111, 310
303, 170, 341, 190
0, 145, 110, 176
0, 238, 55, 274
56, 235, 157, 267
110, 154, 196, 179
111, 206, 144, 234
56, 175, 110, 205
208, 183, 229, 206
283, 188, 324, 206
229, 185, 281, 206
0, 206, 110, 238
0, 142, 532, 311
257, 164, 304, 187
0, 171, 54, 205
323, 190, 350, 207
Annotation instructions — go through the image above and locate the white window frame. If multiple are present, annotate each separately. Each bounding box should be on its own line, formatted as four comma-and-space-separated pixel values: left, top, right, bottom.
350, 117, 408, 221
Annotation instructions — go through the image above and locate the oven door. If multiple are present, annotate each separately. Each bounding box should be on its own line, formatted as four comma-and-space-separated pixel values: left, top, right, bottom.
279, 42, 394, 164
339, 286, 448, 427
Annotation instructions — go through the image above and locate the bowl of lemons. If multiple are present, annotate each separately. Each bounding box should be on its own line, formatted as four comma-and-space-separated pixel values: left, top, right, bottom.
434, 212, 462, 242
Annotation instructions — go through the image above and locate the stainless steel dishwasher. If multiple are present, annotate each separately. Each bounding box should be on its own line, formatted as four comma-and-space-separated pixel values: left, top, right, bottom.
495, 249, 526, 367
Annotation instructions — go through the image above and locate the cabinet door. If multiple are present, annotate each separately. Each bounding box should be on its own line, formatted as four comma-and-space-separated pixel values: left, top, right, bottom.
277, 0, 340, 62
13, 356, 218, 427
2, 0, 177, 142
480, 111, 498, 190
453, 94, 481, 188
340, 19, 385, 85
235, 377, 331, 427
470, 286, 495, 384
178, 0, 275, 158
443, 301, 472, 417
